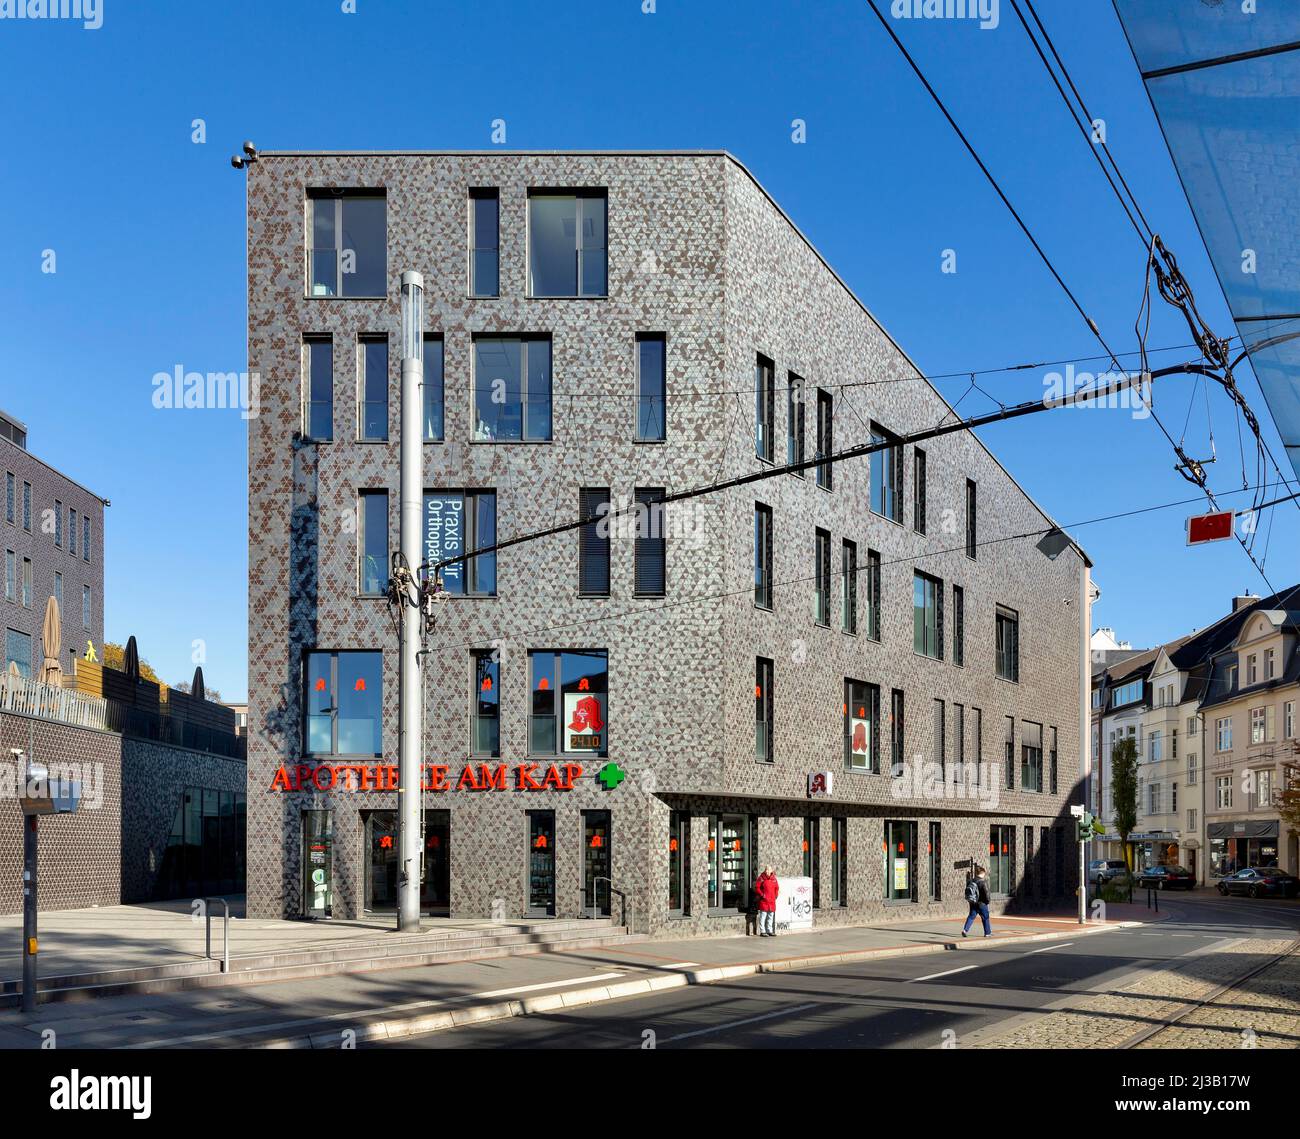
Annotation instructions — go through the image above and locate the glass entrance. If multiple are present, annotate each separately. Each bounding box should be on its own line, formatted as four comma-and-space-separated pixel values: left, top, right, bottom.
302, 810, 333, 918
527, 811, 556, 916
363, 810, 452, 914
424, 810, 450, 915
583, 810, 611, 916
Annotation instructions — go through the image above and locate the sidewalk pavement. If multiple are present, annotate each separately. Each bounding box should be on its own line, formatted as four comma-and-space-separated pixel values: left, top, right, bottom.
0, 901, 1153, 1049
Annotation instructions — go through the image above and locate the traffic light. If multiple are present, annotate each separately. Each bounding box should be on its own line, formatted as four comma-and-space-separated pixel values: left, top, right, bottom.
1076, 811, 1105, 841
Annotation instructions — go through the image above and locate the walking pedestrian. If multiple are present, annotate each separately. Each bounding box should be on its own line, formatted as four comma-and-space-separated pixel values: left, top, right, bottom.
962, 866, 992, 938
754, 865, 780, 937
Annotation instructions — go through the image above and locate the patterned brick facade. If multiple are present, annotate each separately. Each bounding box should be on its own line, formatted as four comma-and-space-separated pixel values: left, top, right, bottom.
245, 152, 1086, 935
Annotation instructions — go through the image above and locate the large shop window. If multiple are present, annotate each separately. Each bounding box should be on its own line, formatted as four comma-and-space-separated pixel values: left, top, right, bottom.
528, 190, 607, 298
423, 490, 496, 596
831, 817, 847, 906
527, 810, 556, 916
364, 810, 450, 914
157, 787, 246, 902
708, 814, 755, 911
884, 820, 917, 902
845, 679, 879, 773
304, 650, 382, 757
668, 810, 689, 915
472, 336, 552, 442
471, 650, 500, 756
307, 190, 387, 298
989, 824, 1014, 896
529, 650, 608, 756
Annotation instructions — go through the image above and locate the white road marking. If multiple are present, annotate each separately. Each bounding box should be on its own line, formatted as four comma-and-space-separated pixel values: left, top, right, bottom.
474, 972, 623, 998
910, 964, 979, 983
1023, 942, 1074, 955
660, 1002, 820, 1044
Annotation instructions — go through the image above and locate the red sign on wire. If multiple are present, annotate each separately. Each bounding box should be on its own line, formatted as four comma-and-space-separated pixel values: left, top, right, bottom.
1186, 510, 1234, 545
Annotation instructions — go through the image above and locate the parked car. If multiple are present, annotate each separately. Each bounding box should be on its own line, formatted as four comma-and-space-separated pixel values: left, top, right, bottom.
1216, 867, 1300, 899
1089, 859, 1129, 885
1134, 864, 1196, 890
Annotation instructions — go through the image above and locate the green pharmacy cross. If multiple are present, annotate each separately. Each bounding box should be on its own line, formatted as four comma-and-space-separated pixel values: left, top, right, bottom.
596, 763, 626, 791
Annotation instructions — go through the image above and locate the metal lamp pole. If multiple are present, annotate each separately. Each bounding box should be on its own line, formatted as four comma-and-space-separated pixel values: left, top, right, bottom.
397, 271, 425, 932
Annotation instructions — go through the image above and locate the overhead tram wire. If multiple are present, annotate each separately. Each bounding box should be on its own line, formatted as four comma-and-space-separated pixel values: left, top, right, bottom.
431, 482, 1300, 657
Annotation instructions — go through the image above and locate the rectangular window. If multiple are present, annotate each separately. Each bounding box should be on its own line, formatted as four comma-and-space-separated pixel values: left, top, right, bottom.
1215, 775, 1232, 809
1112, 679, 1144, 708
422, 490, 497, 596
913, 448, 926, 533
883, 820, 915, 902
815, 389, 833, 490
1049, 726, 1058, 795
471, 650, 500, 756
1256, 769, 1272, 810
668, 811, 689, 914
82, 516, 90, 563
1264, 648, 1275, 679
307, 191, 387, 298
866, 549, 881, 641
304, 650, 383, 756
1250, 707, 1265, 745
754, 503, 773, 610
423, 336, 445, 442
529, 650, 608, 756
1285, 701, 1295, 739
929, 822, 942, 901
755, 354, 775, 462
468, 188, 499, 297
54, 571, 63, 612
634, 487, 666, 597
870, 422, 903, 522
955, 702, 965, 769
845, 679, 879, 773
4, 550, 12, 602
1188, 807, 1197, 831
1171, 782, 1178, 812
4, 629, 32, 679
1005, 716, 1015, 791
22, 482, 31, 532
1023, 826, 1035, 897
69, 509, 77, 557
787, 373, 805, 473
965, 479, 977, 558
82, 585, 90, 628
973, 706, 983, 785
359, 336, 389, 441
578, 488, 611, 597
755, 657, 774, 763
1215, 717, 1232, 752
913, 571, 942, 659
708, 814, 753, 911
305, 337, 334, 441
636, 334, 666, 442
989, 825, 1014, 895
831, 817, 848, 906
54, 501, 62, 548
933, 698, 945, 778
890, 689, 905, 776
1188, 752, 1198, 784
358, 490, 389, 596
1247, 655, 1258, 685
803, 817, 820, 908
1150, 730, 1163, 762
472, 336, 552, 442
528, 190, 607, 297
996, 605, 1020, 682
4, 473, 11, 524
952, 584, 964, 667
814, 528, 831, 627
841, 539, 857, 634
1021, 720, 1043, 792
22, 557, 31, 607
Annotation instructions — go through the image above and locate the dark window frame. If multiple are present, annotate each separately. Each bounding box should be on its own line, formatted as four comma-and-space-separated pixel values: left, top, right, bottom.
468, 187, 500, 299
755, 354, 775, 463
302, 649, 384, 759
913, 447, 927, 534
754, 503, 774, 610
578, 487, 611, 597
634, 487, 666, 598
635, 333, 667, 443
755, 657, 774, 764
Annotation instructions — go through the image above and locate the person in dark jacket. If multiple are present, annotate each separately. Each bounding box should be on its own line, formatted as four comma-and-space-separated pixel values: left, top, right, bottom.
754, 866, 780, 937
962, 867, 992, 937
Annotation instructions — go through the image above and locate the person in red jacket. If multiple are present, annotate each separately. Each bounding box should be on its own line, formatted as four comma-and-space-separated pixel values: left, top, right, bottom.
754, 866, 780, 937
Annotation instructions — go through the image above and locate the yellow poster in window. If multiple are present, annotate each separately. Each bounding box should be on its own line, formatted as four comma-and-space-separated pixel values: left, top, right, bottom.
893, 857, 909, 892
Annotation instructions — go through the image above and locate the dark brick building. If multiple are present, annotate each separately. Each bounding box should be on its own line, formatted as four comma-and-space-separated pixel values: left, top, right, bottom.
1, 408, 105, 677
245, 151, 1090, 935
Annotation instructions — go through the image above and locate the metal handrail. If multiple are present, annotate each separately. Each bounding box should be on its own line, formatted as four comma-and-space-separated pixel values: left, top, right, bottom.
587, 877, 628, 926
203, 897, 230, 972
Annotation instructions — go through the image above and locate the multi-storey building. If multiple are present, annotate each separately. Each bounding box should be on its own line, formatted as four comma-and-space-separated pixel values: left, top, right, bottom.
1, 408, 106, 677
1095, 648, 1155, 861
245, 151, 1090, 932
1201, 604, 1300, 878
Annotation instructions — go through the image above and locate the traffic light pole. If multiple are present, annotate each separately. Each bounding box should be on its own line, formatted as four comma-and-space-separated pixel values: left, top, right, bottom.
396, 271, 425, 933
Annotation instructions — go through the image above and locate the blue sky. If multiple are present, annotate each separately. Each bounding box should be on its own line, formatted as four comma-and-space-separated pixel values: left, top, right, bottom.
1, 0, 1294, 699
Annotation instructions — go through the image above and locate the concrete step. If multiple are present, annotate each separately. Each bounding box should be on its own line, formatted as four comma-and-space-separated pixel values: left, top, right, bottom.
1, 921, 641, 1008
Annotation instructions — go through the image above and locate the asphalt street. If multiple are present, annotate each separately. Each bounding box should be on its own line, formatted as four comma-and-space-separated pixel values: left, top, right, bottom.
383, 894, 1300, 1049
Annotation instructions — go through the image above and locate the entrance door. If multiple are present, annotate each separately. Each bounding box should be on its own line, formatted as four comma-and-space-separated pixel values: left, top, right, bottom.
364, 810, 452, 914
582, 810, 611, 916
527, 811, 556, 916
302, 810, 334, 918
424, 810, 450, 915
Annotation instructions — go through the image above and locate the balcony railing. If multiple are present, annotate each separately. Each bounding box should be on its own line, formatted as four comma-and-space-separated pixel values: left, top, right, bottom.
0, 673, 110, 730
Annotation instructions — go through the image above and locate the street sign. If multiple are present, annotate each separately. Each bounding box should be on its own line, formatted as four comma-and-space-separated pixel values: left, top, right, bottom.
1186, 510, 1234, 545
952, 859, 973, 871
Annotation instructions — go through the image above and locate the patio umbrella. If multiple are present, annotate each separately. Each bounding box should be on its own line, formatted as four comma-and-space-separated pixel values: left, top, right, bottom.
124, 635, 140, 682
191, 666, 205, 702
40, 595, 62, 686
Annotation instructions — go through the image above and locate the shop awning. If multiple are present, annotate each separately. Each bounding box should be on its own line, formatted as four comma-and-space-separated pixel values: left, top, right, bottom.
1113, 2, 1300, 478
1206, 819, 1279, 839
